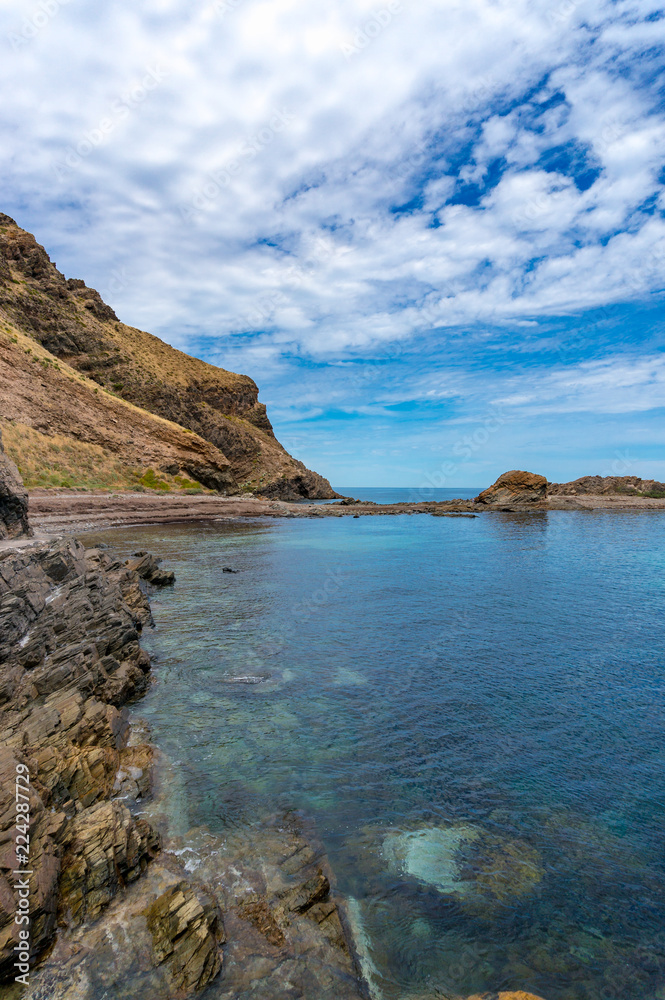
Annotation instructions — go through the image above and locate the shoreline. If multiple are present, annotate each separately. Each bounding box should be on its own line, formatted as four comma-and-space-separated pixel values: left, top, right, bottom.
26, 488, 665, 535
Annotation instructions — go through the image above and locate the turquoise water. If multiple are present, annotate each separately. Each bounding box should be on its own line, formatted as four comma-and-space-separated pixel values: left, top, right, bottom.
327, 487, 481, 503
90, 510, 665, 1000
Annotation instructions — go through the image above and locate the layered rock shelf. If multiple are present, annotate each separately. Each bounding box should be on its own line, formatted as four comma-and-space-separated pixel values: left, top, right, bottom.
0, 537, 365, 999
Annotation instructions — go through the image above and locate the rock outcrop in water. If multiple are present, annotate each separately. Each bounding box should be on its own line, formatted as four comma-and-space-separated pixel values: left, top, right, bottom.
475, 470, 548, 509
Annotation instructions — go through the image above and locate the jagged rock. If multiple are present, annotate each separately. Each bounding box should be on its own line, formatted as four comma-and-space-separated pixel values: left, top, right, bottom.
59, 800, 160, 926
548, 475, 665, 497
0, 430, 30, 539
144, 881, 223, 992
125, 551, 175, 586
475, 470, 548, 509
113, 743, 155, 801
0, 538, 159, 980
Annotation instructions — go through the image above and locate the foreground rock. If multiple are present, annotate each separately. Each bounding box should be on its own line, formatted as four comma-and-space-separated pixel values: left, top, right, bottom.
0, 535, 363, 998
475, 470, 548, 510
0, 538, 162, 980
0, 430, 29, 539
33, 809, 364, 1000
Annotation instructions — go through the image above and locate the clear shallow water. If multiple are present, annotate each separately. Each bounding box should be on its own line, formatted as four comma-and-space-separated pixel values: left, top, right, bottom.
87, 512, 665, 1000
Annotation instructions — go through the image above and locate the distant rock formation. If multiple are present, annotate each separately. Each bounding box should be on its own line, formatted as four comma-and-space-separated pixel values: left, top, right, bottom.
475, 470, 548, 509
549, 475, 665, 498
0, 430, 30, 538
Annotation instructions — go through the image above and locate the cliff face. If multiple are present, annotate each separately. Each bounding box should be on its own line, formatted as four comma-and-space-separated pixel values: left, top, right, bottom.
0, 214, 337, 499
0, 430, 30, 538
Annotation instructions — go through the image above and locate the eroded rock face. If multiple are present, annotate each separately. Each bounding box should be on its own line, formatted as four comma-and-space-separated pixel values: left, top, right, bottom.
59, 800, 160, 926
144, 881, 223, 992
125, 550, 175, 586
0, 538, 162, 981
0, 430, 30, 539
475, 470, 548, 509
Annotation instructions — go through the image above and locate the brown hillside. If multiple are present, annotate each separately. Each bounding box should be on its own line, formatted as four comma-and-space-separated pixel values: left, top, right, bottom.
0, 214, 337, 498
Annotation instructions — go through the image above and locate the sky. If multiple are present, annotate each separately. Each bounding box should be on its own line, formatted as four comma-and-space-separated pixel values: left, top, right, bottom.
1, 0, 664, 488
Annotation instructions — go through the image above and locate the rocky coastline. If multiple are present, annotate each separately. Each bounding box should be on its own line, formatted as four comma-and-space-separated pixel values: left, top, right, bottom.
1, 451, 662, 998
24, 469, 665, 536
0, 534, 366, 999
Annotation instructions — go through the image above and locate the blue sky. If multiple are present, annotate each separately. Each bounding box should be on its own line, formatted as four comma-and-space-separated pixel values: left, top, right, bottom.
1, 0, 664, 487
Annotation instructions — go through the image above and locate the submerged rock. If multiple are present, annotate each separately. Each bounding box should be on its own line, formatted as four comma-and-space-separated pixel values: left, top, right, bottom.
383, 825, 480, 896
221, 672, 271, 685
475, 470, 548, 510
383, 823, 543, 906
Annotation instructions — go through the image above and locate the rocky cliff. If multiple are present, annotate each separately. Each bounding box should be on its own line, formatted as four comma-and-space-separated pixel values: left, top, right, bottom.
0, 430, 30, 539
0, 214, 337, 499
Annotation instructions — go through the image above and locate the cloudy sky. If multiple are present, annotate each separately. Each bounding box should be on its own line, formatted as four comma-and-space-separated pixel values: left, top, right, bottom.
2, 0, 664, 487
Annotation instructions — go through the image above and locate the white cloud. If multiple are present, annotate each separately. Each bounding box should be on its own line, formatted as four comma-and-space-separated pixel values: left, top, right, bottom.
0, 0, 663, 366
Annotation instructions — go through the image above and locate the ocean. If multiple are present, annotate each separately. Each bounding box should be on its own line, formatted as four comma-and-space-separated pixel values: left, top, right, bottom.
88, 504, 665, 1000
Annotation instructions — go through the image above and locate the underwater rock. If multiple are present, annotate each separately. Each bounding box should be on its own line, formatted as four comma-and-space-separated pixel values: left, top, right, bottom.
384, 825, 480, 896
221, 672, 271, 684
383, 824, 543, 905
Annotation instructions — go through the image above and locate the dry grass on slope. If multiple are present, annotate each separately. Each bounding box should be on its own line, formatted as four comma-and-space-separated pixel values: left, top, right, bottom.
2, 422, 206, 493
0, 311, 233, 491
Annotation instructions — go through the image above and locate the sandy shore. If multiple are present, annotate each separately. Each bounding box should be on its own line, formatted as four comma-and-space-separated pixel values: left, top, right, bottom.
26, 489, 665, 534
